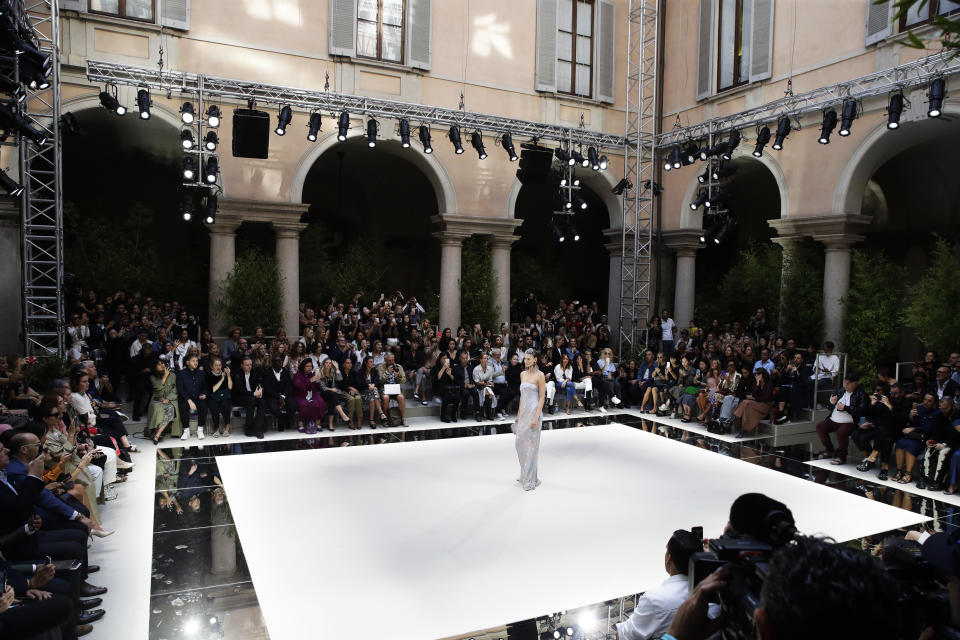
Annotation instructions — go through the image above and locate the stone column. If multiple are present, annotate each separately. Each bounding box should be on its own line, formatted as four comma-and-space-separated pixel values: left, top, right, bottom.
820, 236, 862, 349
206, 220, 239, 335
435, 232, 467, 331
0, 196, 22, 353
275, 222, 308, 339
490, 235, 517, 329
662, 230, 703, 331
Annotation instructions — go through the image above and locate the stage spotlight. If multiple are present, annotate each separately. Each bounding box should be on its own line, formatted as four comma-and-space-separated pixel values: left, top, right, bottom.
182, 157, 195, 180
571, 149, 587, 167
705, 141, 728, 159
181, 195, 193, 221
205, 193, 218, 224
928, 77, 946, 117
136, 88, 151, 120
552, 222, 565, 242
399, 119, 411, 148
0, 105, 47, 145
180, 102, 195, 124
560, 191, 573, 210
599, 154, 608, 170
714, 218, 735, 244
204, 131, 219, 151
449, 125, 464, 154
204, 156, 218, 184
644, 179, 664, 195
690, 190, 709, 210
180, 129, 194, 149
887, 93, 904, 129
698, 169, 708, 184
553, 630, 562, 639
0, 168, 23, 196
663, 147, 680, 171
572, 227, 580, 242
16, 41, 51, 90
818, 109, 838, 144
712, 163, 737, 181
565, 627, 575, 637
275, 105, 292, 136
501, 132, 518, 161
572, 176, 581, 187
307, 112, 322, 141
419, 125, 433, 153
367, 118, 378, 147
772, 116, 791, 150
752, 126, 771, 157
588, 146, 603, 169
553, 169, 568, 187
573, 193, 588, 210
0, 76, 24, 103
337, 111, 350, 141
700, 221, 719, 244
578, 611, 599, 633
98, 90, 125, 116
838, 99, 858, 136
721, 131, 741, 160
681, 143, 699, 165
555, 147, 572, 166
206, 105, 221, 127
612, 178, 633, 195
471, 131, 487, 159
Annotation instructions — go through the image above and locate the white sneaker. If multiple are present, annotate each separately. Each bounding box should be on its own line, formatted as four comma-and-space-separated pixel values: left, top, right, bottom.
659, 403, 670, 411
611, 397, 622, 405
180, 430, 190, 441
116, 458, 134, 470
197, 427, 205, 440
599, 406, 607, 414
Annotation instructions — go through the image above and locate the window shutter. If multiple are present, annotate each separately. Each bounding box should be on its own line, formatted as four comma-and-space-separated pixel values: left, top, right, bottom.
749, 0, 774, 82
594, 0, 616, 103
406, 0, 432, 70
329, 0, 358, 57
58, 0, 86, 11
865, 0, 893, 46
535, 0, 559, 92
160, 0, 190, 30
696, 0, 714, 100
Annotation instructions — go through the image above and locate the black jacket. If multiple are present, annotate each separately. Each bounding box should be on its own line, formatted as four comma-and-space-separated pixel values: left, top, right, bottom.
453, 362, 475, 389
232, 369, 263, 402
833, 386, 869, 422
261, 367, 293, 400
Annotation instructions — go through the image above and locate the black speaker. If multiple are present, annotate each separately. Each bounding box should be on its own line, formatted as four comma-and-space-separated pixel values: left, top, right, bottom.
232, 108, 270, 159
516, 146, 553, 185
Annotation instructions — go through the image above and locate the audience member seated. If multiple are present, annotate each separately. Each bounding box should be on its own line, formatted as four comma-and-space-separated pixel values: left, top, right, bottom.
293, 359, 326, 434
378, 352, 408, 426
892, 392, 940, 485
232, 356, 265, 439
175, 353, 207, 441
205, 357, 232, 437
263, 355, 296, 433
732, 367, 775, 438
336, 357, 364, 430
851, 382, 898, 481
317, 359, 351, 431
815, 371, 868, 463
916, 396, 957, 491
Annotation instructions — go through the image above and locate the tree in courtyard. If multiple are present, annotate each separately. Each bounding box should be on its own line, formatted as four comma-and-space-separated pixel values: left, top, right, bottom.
216, 249, 283, 334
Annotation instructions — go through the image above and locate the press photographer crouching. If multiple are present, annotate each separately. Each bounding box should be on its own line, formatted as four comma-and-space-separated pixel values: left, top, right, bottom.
658, 493, 903, 640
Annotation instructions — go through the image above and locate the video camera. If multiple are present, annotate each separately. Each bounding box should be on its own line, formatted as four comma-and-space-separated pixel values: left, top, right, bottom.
687, 497, 797, 640
882, 536, 960, 640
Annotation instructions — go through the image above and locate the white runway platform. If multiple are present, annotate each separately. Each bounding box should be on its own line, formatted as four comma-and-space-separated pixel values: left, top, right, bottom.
216, 423, 928, 640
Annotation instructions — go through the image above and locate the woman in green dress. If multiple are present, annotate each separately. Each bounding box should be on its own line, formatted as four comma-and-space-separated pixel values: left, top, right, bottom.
148, 361, 182, 443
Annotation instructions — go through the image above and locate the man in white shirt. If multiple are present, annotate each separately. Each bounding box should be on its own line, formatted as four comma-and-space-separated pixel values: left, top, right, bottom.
615, 530, 703, 640
811, 341, 840, 384
660, 309, 676, 357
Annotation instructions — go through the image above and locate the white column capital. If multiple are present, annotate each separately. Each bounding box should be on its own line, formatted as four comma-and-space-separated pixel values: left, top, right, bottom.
273, 221, 308, 239
661, 229, 704, 255
817, 234, 864, 252
490, 234, 519, 249
206, 220, 241, 235
433, 231, 470, 247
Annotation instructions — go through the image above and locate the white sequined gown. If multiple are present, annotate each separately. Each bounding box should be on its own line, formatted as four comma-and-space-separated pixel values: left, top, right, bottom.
513, 381, 543, 491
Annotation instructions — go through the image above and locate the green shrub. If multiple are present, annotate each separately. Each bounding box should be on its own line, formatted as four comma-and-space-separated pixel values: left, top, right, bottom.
905, 237, 960, 360
460, 236, 499, 331
779, 240, 824, 346
215, 249, 283, 334
844, 249, 907, 388
696, 241, 783, 326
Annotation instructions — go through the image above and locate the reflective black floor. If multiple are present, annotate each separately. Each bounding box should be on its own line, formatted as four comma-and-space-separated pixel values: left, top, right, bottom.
148, 412, 946, 639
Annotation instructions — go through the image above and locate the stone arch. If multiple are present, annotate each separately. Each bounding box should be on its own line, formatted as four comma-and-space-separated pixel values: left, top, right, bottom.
61, 93, 228, 197
679, 145, 789, 229
833, 103, 960, 217
290, 128, 457, 212
505, 168, 623, 227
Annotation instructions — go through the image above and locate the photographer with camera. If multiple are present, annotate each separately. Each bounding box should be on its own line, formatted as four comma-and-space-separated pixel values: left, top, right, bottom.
616, 530, 717, 640
660, 493, 902, 640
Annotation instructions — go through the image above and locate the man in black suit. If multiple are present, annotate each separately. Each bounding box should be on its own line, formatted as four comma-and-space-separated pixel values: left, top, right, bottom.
261, 355, 295, 432
932, 365, 959, 402
232, 356, 265, 438
129, 342, 157, 421
453, 350, 479, 420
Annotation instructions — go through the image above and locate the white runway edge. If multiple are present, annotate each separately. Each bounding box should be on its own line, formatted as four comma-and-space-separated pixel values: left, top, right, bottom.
216, 423, 929, 640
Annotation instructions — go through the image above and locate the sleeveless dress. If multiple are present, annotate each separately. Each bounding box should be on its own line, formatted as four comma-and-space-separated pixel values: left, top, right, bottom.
513, 381, 543, 491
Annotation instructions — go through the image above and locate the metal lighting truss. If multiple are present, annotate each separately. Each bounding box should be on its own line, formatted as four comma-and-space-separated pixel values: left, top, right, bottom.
85, 60, 628, 150
180, 76, 221, 215
618, 0, 658, 356
656, 48, 960, 149
18, 1, 64, 357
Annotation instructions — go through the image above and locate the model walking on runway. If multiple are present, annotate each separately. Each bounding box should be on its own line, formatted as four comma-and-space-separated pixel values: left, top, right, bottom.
514, 348, 546, 491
